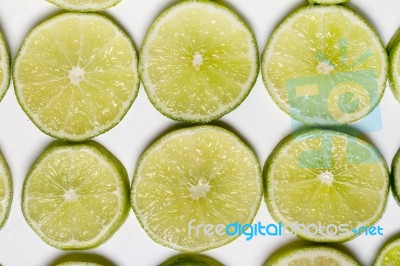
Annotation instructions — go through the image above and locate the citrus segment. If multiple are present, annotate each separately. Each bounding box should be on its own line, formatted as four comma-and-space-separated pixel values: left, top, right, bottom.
46, 0, 121, 12
373, 236, 400, 265
22, 141, 130, 249
131, 126, 262, 252
262, 5, 387, 125
140, 0, 259, 122
14, 13, 139, 141
0, 31, 10, 102
160, 254, 223, 266
0, 152, 12, 229
264, 129, 388, 242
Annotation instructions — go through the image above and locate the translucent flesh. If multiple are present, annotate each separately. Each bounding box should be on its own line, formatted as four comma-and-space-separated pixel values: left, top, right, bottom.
264, 7, 386, 124
134, 128, 261, 250
268, 131, 387, 240
16, 15, 136, 137
24, 148, 122, 245
142, 3, 256, 119
380, 242, 400, 264
58, 0, 116, 4
0, 157, 10, 226
0, 34, 7, 98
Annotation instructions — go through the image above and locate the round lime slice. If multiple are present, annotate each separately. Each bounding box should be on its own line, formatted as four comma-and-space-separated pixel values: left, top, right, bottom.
46, 0, 121, 12
262, 5, 387, 125
22, 141, 130, 249
13, 13, 139, 141
160, 254, 223, 266
390, 147, 400, 204
387, 27, 400, 103
264, 244, 360, 265
308, 0, 349, 4
140, 0, 259, 123
264, 129, 389, 242
0, 152, 12, 229
0, 31, 10, 102
131, 126, 262, 252
56, 263, 103, 266
373, 236, 400, 265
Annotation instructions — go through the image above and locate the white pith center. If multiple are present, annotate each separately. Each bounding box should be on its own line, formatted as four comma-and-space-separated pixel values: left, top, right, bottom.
317, 171, 334, 186
64, 188, 78, 202
317, 61, 334, 75
189, 180, 211, 200
69, 66, 85, 86
192, 52, 204, 71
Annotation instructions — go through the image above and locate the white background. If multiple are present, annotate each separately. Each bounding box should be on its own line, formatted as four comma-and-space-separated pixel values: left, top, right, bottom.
0, 0, 400, 265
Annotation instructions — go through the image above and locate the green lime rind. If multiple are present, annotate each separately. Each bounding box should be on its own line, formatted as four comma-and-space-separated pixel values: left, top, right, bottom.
131, 125, 262, 252
46, 0, 121, 12
0, 151, 12, 230
264, 243, 360, 266
139, 0, 259, 123
373, 235, 400, 265
0, 31, 10, 102
390, 147, 400, 205
264, 128, 389, 243
387, 27, 400, 102
159, 253, 224, 266
13, 12, 140, 141
261, 5, 388, 126
308, 0, 349, 4
21, 141, 130, 250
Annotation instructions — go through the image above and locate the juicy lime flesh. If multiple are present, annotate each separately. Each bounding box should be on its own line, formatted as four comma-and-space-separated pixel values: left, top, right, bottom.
133, 127, 261, 251
60, 0, 116, 4
141, 2, 258, 121
263, 6, 386, 125
266, 247, 359, 266
47, 0, 121, 11
382, 246, 400, 263
266, 130, 388, 242
0, 155, 10, 228
23, 145, 127, 248
0, 33, 8, 100
15, 14, 137, 139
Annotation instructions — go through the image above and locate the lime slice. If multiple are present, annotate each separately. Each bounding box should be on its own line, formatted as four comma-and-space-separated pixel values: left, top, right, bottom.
0, 152, 12, 229
46, 0, 121, 12
21, 141, 130, 249
308, 0, 349, 4
264, 244, 360, 265
390, 147, 400, 204
56, 263, 102, 266
0, 31, 10, 102
13, 13, 139, 141
373, 236, 400, 265
387, 27, 400, 103
140, 0, 259, 122
160, 254, 223, 266
264, 129, 388, 242
131, 126, 262, 252
262, 5, 387, 125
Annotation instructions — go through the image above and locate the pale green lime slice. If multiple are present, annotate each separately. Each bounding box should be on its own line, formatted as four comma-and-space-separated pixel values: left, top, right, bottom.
131, 126, 262, 252
264, 129, 388, 242
14, 13, 139, 141
308, 0, 349, 4
373, 236, 400, 265
0, 152, 12, 229
22, 141, 130, 249
387, 28, 400, 103
264, 244, 360, 265
160, 254, 223, 266
140, 0, 259, 122
46, 0, 121, 12
390, 148, 400, 204
0, 31, 10, 102
262, 5, 387, 125
56, 263, 102, 266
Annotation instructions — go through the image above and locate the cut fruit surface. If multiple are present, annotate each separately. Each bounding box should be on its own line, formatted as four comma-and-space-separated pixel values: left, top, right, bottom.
390, 147, 400, 205
22, 141, 130, 249
373, 236, 400, 265
264, 244, 360, 266
140, 0, 259, 122
0, 31, 10, 102
262, 5, 387, 125
0, 152, 12, 229
46, 0, 121, 12
264, 129, 388, 242
387, 27, 400, 103
131, 126, 262, 252
56, 263, 102, 266
14, 13, 139, 141
159, 254, 223, 266
308, 0, 349, 4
